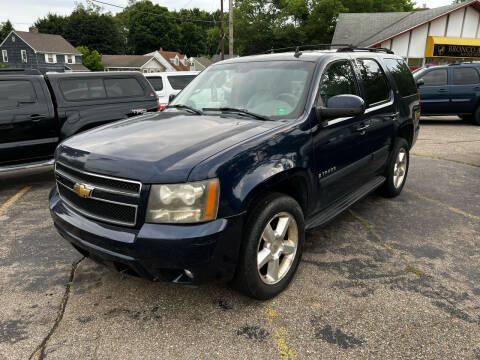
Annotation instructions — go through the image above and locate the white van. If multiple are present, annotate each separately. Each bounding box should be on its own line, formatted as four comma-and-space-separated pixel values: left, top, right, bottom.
144, 71, 199, 110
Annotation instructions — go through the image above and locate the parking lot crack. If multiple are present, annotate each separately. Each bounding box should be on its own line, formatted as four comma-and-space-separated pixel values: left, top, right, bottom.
28, 257, 84, 360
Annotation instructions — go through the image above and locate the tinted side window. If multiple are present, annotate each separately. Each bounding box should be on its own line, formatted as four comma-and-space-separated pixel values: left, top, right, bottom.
422, 69, 447, 86
60, 78, 106, 101
167, 75, 196, 90
357, 59, 390, 105
0, 80, 36, 109
319, 60, 358, 105
147, 77, 163, 91
104, 78, 144, 98
453, 68, 480, 85
383, 58, 417, 97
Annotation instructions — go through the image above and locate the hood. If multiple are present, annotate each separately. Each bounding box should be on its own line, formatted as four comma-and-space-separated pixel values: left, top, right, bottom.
57, 112, 280, 183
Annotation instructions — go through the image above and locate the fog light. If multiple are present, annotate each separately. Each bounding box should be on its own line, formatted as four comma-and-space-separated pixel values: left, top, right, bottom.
184, 269, 194, 279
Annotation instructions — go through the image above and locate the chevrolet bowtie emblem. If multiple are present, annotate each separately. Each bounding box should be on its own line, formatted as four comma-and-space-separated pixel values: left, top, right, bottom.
73, 183, 94, 198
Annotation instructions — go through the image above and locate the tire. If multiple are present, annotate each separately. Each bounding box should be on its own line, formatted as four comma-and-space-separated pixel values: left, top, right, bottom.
474, 107, 480, 125
379, 137, 409, 198
458, 115, 472, 122
234, 193, 305, 300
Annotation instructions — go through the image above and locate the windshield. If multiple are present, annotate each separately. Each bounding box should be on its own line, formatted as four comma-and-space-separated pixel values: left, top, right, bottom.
170, 60, 316, 119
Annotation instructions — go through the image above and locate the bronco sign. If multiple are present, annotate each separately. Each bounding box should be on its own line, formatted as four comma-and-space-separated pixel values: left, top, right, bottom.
433, 44, 480, 58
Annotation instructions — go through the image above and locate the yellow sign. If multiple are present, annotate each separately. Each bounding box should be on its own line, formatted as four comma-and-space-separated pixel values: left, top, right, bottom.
73, 183, 93, 198
426, 36, 480, 58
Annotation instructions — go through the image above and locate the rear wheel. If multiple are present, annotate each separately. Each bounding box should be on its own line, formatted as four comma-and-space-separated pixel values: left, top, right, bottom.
379, 137, 409, 198
234, 193, 305, 300
474, 107, 480, 125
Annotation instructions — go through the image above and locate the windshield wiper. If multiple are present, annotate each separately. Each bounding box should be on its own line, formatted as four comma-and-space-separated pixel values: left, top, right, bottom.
203, 107, 271, 121
166, 104, 203, 115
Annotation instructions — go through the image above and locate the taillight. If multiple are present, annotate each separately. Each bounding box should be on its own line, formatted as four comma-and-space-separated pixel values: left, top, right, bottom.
157, 103, 168, 111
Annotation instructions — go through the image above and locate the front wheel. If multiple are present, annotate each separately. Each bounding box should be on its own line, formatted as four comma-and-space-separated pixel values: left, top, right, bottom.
234, 193, 305, 300
379, 137, 409, 198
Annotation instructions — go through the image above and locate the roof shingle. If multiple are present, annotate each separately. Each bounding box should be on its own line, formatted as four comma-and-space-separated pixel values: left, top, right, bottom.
101, 55, 153, 68
15, 31, 81, 55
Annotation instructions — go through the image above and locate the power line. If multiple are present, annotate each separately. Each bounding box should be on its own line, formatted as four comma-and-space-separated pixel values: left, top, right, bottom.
92, 0, 224, 24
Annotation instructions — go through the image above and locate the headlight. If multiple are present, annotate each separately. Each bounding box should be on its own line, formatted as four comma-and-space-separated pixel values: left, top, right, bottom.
146, 179, 219, 223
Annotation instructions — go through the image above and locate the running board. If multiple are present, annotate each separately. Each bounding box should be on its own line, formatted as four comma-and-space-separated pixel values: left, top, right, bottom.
0, 159, 54, 173
305, 176, 386, 230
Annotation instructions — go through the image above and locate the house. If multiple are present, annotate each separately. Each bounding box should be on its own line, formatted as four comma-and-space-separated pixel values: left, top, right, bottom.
101, 55, 165, 73
332, 0, 480, 68
188, 57, 212, 71
146, 49, 191, 71
0, 27, 89, 73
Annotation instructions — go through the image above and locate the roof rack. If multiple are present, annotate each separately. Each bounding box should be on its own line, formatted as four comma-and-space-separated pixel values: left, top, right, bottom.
336, 46, 394, 54
261, 44, 394, 56
0, 68, 42, 75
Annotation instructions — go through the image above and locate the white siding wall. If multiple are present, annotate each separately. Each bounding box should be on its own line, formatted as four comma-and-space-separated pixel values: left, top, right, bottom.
462, 6, 479, 37
429, 16, 447, 36
409, 24, 429, 58
381, 39, 391, 49
446, 8, 465, 37
391, 32, 410, 57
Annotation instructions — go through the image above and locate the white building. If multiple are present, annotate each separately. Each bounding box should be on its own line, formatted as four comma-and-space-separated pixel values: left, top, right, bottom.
332, 0, 480, 68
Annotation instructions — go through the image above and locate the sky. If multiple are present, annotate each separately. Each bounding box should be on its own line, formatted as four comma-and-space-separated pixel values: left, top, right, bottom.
0, 0, 460, 31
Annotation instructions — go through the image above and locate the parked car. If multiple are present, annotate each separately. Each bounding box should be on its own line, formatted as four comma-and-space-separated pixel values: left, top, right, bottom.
49, 48, 420, 299
0, 69, 158, 171
414, 63, 480, 124
144, 71, 199, 110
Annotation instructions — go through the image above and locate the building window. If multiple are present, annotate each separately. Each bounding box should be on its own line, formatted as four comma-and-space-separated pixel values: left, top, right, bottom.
11, 36, 15, 43
2, 50, 7, 62
45, 53, 57, 64
64, 55, 75, 64
21, 50, 27, 63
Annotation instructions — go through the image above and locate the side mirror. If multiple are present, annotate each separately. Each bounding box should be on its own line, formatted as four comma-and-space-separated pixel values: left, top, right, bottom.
168, 94, 176, 103
416, 78, 425, 87
316, 94, 365, 121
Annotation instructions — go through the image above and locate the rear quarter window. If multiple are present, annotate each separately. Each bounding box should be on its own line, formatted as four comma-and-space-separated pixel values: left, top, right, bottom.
383, 58, 417, 97
453, 67, 480, 85
167, 75, 196, 90
146, 76, 164, 91
0, 80, 36, 108
104, 78, 145, 98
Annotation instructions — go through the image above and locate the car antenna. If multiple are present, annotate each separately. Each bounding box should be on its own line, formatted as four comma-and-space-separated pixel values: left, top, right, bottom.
294, 46, 302, 58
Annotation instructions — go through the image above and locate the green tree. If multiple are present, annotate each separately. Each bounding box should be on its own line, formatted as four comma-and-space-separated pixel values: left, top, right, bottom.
35, 14, 68, 36
0, 20, 14, 42
77, 46, 104, 71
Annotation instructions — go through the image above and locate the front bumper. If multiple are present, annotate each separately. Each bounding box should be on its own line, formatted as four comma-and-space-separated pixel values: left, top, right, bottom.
49, 188, 245, 284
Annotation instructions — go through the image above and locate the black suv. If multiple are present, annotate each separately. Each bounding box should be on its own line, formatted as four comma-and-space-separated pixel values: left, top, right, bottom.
414, 63, 480, 124
49, 48, 420, 299
0, 69, 158, 171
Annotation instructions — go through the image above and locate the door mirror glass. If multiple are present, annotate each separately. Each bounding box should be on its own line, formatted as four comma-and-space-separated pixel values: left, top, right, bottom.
416, 78, 425, 87
169, 93, 176, 102
317, 94, 365, 120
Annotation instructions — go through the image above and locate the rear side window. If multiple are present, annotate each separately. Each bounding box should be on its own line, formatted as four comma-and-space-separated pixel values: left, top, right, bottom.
383, 58, 417, 97
319, 60, 358, 105
147, 76, 163, 91
0, 80, 36, 109
104, 78, 144, 98
167, 75, 196, 90
422, 69, 447, 86
357, 59, 390, 105
60, 78, 106, 101
453, 68, 480, 85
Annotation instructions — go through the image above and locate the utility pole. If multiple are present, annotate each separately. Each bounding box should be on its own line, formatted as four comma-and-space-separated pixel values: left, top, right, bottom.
220, 0, 225, 60
229, 0, 233, 56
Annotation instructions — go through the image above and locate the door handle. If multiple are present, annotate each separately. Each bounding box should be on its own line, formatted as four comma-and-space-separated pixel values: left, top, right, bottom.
438, 89, 448, 93
30, 114, 46, 122
355, 124, 370, 132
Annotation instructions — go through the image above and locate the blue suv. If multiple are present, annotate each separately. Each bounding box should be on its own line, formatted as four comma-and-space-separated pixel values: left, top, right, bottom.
414, 63, 480, 124
49, 48, 420, 299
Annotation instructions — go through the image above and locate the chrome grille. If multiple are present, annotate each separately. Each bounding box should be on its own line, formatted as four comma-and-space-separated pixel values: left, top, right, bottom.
55, 162, 142, 227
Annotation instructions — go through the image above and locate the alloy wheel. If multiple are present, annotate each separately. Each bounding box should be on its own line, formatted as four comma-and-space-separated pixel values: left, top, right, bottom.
393, 148, 407, 189
257, 212, 298, 285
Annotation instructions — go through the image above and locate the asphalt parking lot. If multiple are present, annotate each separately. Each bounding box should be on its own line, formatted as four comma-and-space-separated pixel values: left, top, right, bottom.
1, 117, 479, 360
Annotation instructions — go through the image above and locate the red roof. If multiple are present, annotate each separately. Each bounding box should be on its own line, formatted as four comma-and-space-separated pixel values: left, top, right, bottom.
157, 50, 190, 71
